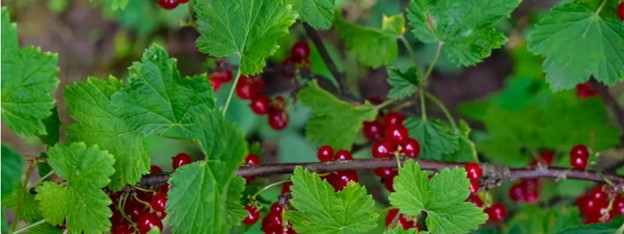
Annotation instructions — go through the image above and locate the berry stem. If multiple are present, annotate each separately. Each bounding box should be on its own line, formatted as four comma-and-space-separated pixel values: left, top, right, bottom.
594, 0, 608, 16
223, 67, 242, 116
424, 92, 458, 132
11, 161, 37, 233
28, 170, 55, 189
251, 179, 290, 199
12, 219, 46, 234
420, 90, 427, 122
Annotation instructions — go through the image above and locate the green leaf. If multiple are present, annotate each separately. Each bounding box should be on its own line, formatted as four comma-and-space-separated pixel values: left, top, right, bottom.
335, 14, 404, 68
1, 145, 23, 197
389, 160, 487, 233
35, 142, 115, 234
407, 0, 520, 66
461, 77, 620, 167
555, 216, 624, 234
505, 205, 581, 234
65, 76, 150, 191
1, 8, 59, 138
386, 227, 420, 234
404, 118, 459, 160
285, 167, 378, 233
288, 0, 335, 30
111, 44, 215, 138
387, 66, 420, 100
527, 3, 624, 90
28, 222, 63, 234
442, 120, 477, 162
167, 110, 247, 233
3, 191, 42, 222
298, 81, 378, 150
195, 0, 297, 75
40, 107, 61, 146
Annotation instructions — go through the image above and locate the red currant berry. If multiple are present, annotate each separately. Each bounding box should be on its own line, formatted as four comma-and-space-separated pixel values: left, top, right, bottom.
384, 112, 405, 126
400, 138, 420, 158
160, 183, 171, 194
210, 76, 222, 91
110, 220, 134, 234
372, 139, 398, 158
158, 0, 179, 10
317, 145, 334, 162
150, 165, 163, 174
235, 76, 254, 99
588, 187, 609, 207
179, 0, 189, 3
464, 162, 482, 181
367, 96, 384, 105
125, 199, 146, 221
328, 171, 358, 191
363, 120, 384, 140
576, 83, 598, 98
509, 182, 526, 202
467, 195, 483, 207
245, 153, 261, 165
149, 193, 167, 213
610, 194, 624, 216
577, 195, 599, 213
618, 2, 624, 20
290, 40, 310, 63
382, 177, 396, 192
385, 209, 419, 230
373, 167, 397, 178
531, 150, 555, 167
268, 108, 289, 130
570, 144, 589, 170
250, 95, 271, 115
243, 205, 260, 225
137, 212, 163, 234
110, 209, 124, 226
385, 208, 400, 227
281, 181, 293, 194
172, 153, 192, 170
485, 203, 507, 222
469, 179, 479, 194
334, 150, 353, 161
385, 124, 409, 143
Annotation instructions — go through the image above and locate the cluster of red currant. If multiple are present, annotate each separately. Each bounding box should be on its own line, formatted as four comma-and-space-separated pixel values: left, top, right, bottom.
157, 0, 188, 10
109, 153, 191, 233
279, 40, 311, 79
576, 186, 624, 224
508, 150, 554, 204
236, 75, 290, 130
385, 209, 421, 231
208, 62, 234, 91
242, 183, 297, 233
316, 146, 359, 191
463, 163, 508, 222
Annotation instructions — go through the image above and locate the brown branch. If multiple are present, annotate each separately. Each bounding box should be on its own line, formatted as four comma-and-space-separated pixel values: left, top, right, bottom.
138, 158, 624, 190
303, 23, 355, 100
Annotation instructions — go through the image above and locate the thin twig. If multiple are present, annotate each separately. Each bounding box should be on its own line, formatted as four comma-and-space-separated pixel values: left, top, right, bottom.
23, 155, 47, 163
303, 23, 355, 100
11, 162, 38, 232
138, 158, 624, 189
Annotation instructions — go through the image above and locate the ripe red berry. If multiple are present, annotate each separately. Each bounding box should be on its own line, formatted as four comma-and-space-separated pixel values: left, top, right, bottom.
467, 195, 483, 207
136, 212, 163, 234
588, 187, 609, 207
464, 162, 482, 181
619, 2, 624, 20
149, 193, 167, 213
509, 182, 526, 202
372, 139, 397, 158
268, 108, 289, 130
334, 150, 353, 161
172, 153, 192, 170
236, 76, 255, 99
531, 150, 555, 167
385, 209, 419, 230
250, 95, 271, 115
384, 112, 405, 126
160, 183, 171, 194
570, 144, 589, 170
328, 171, 358, 191
210, 76, 222, 91
245, 153, 261, 165
281, 181, 293, 194
110, 220, 134, 234
363, 120, 384, 140
576, 83, 598, 98
385, 124, 409, 143
485, 203, 507, 222
469, 179, 479, 194
373, 167, 397, 178
262, 203, 284, 232
290, 40, 310, 63
382, 177, 396, 192
577, 195, 600, 213
243, 205, 260, 225
150, 165, 163, 174
611, 194, 624, 216
158, 0, 179, 10
125, 199, 146, 221
400, 138, 420, 158
317, 145, 334, 162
